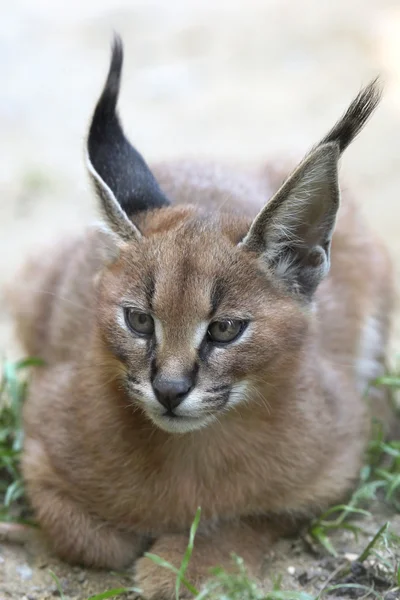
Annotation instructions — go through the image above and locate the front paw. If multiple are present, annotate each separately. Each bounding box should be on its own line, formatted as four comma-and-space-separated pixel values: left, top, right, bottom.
135, 554, 193, 600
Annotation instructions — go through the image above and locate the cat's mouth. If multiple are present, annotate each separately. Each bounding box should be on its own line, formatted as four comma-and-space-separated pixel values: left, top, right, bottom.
151, 387, 233, 433
147, 390, 233, 433
148, 411, 217, 434
126, 376, 234, 433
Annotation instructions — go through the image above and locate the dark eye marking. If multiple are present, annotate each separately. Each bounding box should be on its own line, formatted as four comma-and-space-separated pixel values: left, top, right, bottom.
198, 336, 212, 363
145, 273, 155, 311
209, 277, 227, 318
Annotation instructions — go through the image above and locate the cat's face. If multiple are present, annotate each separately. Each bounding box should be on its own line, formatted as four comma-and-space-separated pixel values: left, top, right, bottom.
96, 208, 308, 433
86, 36, 380, 433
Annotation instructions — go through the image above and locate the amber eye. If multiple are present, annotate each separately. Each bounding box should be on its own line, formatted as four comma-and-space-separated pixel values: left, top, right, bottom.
207, 319, 246, 344
124, 309, 155, 336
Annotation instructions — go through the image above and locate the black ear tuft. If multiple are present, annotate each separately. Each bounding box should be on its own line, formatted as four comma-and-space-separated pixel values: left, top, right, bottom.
240, 80, 382, 299
92, 33, 124, 122
319, 78, 382, 153
87, 34, 170, 217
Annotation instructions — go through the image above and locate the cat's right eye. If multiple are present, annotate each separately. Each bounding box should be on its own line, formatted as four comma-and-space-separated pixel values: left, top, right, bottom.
207, 319, 246, 344
124, 309, 154, 337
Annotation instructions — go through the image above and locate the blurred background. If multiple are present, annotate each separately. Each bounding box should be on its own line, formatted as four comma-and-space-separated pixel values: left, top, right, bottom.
1, 0, 400, 352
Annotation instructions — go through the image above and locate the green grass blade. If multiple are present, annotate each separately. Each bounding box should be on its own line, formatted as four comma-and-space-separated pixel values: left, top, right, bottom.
48, 570, 66, 599
15, 357, 45, 370
322, 583, 383, 599
144, 552, 179, 573
309, 526, 338, 557
86, 587, 140, 600
175, 507, 201, 599
374, 375, 400, 387
3, 362, 20, 411
144, 553, 198, 596
386, 474, 400, 499
266, 591, 315, 600
356, 522, 389, 563
4, 479, 24, 507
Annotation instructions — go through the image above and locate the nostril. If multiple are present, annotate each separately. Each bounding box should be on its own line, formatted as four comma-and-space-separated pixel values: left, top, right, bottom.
175, 378, 193, 398
152, 374, 193, 411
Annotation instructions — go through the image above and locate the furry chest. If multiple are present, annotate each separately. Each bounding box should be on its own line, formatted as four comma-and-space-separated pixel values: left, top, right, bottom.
95, 447, 283, 535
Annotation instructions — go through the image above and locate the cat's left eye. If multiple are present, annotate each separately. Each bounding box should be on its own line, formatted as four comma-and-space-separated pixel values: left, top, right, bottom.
207, 319, 246, 344
124, 309, 154, 337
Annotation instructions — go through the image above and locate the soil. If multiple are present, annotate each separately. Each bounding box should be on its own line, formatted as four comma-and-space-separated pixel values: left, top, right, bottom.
1, 1, 400, 598
1, 506, 399, 599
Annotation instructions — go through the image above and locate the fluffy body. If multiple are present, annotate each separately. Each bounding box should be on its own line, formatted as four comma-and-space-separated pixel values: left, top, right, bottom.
10, 38, 395, 599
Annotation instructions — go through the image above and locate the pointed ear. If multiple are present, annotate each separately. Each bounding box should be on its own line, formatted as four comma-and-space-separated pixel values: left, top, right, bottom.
86, 34, 170, 241
241, 79, 382, 298
241, 144, 339, 296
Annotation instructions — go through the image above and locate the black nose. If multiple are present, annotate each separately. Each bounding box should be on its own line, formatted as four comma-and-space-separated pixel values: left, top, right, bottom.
152, 374, 193, 412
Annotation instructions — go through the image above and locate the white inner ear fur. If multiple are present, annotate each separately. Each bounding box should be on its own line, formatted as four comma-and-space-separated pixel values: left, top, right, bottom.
239, 144, 339, 293
241, 144, 339, 249
86, 151, 142, 242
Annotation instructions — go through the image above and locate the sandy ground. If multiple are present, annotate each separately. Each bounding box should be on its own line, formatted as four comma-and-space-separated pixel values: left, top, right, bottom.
1, 0, 400, 598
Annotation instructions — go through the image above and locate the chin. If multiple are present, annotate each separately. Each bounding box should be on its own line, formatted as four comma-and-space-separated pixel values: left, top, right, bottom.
148, 411, 217, 434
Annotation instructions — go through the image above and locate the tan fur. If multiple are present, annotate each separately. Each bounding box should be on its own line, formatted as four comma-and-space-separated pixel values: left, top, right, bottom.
8, 160, 394, 597
8, 43, 396, 599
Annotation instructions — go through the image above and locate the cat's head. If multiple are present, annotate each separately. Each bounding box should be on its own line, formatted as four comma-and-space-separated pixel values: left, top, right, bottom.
86, 35, 381, 434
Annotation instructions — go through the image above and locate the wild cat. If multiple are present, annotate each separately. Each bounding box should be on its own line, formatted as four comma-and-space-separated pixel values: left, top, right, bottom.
10, 35, 395, 599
